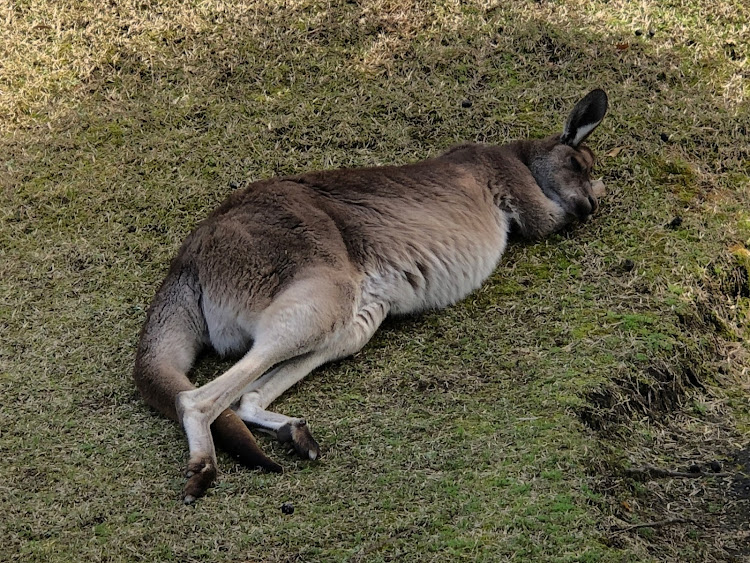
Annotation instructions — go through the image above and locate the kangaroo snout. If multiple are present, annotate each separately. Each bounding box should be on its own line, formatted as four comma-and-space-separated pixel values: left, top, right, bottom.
575, 196, 596, 221
577, 185, 603, 221
587, 195, 599, 214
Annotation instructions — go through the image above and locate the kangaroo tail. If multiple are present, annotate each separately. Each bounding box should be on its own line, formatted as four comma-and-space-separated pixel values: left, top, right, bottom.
133, 270, 282, 479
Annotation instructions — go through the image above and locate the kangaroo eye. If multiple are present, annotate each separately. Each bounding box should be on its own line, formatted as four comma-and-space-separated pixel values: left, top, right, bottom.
569, 156, 583, 173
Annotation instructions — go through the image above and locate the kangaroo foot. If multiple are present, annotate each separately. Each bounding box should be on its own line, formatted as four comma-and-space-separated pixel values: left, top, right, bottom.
277, 419, 320, 461
183, 456, 217, 504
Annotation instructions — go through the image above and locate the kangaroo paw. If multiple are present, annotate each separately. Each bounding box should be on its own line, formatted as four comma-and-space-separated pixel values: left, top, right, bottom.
183, 456, 217, 504
277, 419, 320, 461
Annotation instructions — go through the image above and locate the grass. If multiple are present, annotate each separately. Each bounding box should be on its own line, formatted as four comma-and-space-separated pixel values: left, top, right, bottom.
1, 0, 748, 561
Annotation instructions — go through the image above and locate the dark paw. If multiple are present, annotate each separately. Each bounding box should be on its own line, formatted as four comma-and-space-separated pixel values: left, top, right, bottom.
277, 419, 321, 461
183, 457, 217, 504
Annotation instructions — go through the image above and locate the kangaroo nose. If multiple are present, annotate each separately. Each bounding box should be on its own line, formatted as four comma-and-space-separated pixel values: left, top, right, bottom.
587, 195, 598, 213
575, 196, 595, 220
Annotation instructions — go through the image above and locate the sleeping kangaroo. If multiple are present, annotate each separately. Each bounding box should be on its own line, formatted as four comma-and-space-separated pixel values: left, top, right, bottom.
134, 89, 609, 503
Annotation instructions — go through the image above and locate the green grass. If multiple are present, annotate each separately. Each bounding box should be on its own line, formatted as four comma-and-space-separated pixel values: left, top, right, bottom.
2, 0, 749, 561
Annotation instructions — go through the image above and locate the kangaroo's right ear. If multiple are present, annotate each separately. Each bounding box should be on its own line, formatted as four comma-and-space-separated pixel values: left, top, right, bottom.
560, 89, 608, 148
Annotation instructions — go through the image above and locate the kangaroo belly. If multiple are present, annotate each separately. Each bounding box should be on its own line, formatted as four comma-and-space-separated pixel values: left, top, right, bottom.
201, 292, 259, 356
362, 211, 510, 315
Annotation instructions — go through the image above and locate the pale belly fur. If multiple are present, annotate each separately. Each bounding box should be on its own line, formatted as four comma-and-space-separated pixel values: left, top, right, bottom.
360, 210, 510, 316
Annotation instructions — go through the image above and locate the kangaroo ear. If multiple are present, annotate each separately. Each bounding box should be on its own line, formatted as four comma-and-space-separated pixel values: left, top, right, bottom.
560, 89, 608, 147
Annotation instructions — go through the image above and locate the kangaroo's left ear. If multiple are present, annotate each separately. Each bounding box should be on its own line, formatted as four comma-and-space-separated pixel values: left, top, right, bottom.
560, 89, 608, 147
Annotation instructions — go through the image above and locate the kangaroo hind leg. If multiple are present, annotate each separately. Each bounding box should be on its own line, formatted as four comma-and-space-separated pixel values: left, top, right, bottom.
235, 355, 326, 461
134, 270, 281, 504
235, 299, 390, 460
176, 272, 363, 501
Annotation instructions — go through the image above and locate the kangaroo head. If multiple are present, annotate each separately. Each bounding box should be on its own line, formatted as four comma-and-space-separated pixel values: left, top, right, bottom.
528, 89, 609, 222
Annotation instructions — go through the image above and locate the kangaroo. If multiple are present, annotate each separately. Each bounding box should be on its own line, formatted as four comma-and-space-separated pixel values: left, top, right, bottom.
133, 89, 609, 503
